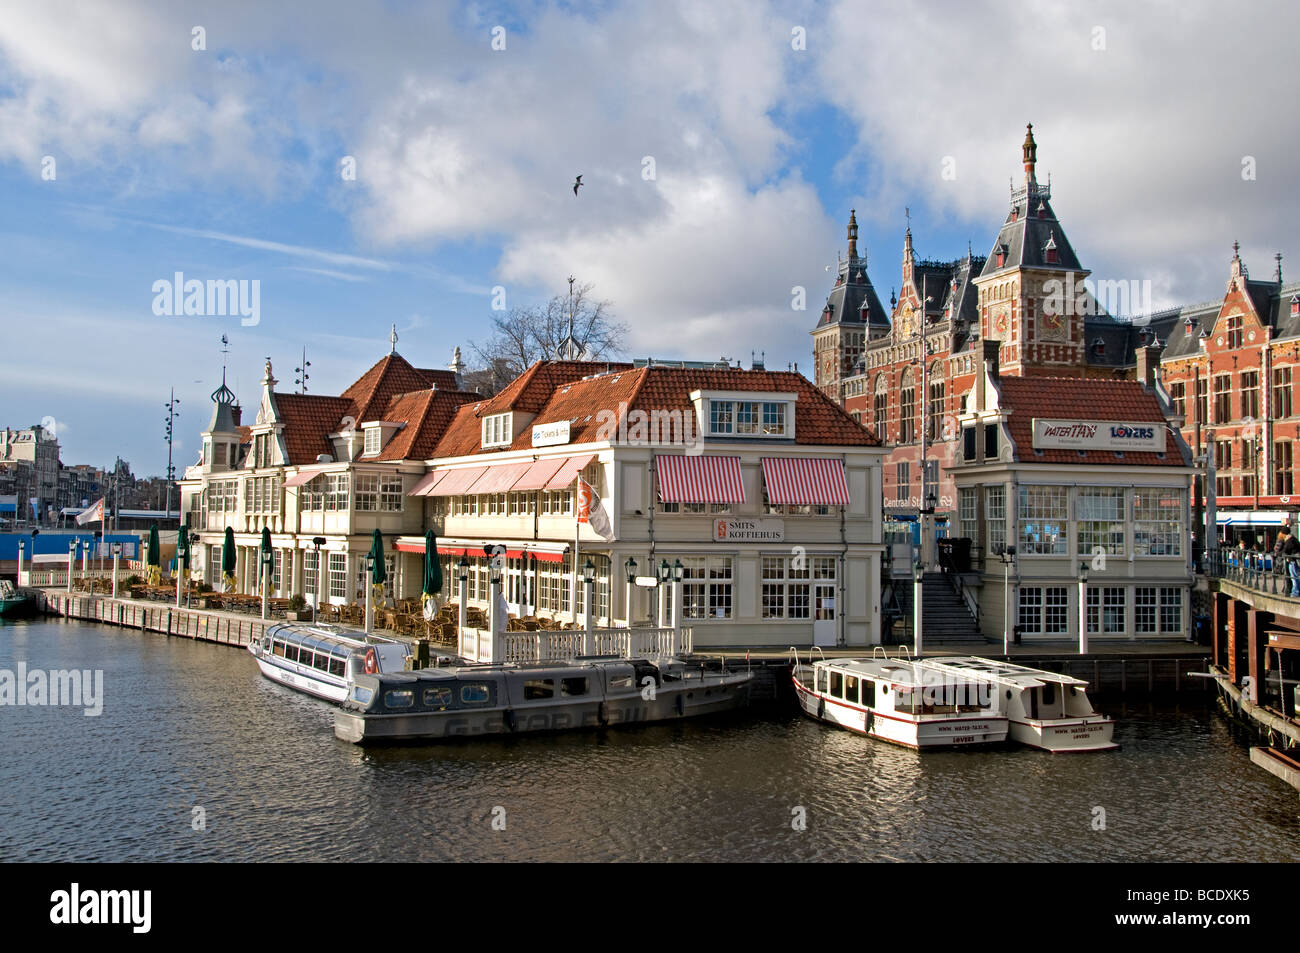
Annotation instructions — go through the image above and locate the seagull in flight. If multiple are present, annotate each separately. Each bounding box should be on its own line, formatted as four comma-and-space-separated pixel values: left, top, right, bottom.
573, 174, 583, 196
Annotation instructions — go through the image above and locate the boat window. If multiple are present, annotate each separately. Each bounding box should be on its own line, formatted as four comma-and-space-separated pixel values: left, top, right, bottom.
561, 677, 588, 697
815, 669, 827, 693
272, 641, 286, 658
523, 679, 555, 700
423, 687, 453, 709
300, 651, 316, 669
261, 636, 272, 651
351, 686, 373, 706
1042, 683, 1056, 706
829, 671, 843, 698
385, 690, 414, 709
314, 653, 331, 671
461, 683, 492, 706
609, 675, 633, 690
328, 658, 346, 677
862, 680, 876, 708
845, 675, 859, 705
894, 687, 915, 714
284, 645, 299, 662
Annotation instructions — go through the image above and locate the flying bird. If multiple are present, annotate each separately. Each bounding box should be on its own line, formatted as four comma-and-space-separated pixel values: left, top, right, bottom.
573, 175, 583, 196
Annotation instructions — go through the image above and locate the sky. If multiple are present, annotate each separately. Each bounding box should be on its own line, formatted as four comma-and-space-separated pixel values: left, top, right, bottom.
1, 0, 1297, 477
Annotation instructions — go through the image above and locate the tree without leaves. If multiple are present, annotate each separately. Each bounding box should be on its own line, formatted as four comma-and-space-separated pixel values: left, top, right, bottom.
467, 281, 628, 393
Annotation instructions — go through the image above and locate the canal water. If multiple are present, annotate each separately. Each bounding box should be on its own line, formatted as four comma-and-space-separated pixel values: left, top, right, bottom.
1, 618, 1297, 863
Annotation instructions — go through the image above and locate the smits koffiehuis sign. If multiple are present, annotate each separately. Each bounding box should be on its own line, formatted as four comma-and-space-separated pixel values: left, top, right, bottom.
1032, 419, 1166, 452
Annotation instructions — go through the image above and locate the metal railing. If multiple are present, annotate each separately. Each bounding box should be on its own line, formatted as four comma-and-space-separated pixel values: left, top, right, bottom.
937, 547, 980, 628
1206, 548, 1300, 599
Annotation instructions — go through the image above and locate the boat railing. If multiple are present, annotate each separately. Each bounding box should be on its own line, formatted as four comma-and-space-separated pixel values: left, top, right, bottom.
464, 626, 694, 664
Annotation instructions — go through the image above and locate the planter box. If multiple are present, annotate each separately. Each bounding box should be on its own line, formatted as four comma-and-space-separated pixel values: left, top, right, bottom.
284, 609, 313, 621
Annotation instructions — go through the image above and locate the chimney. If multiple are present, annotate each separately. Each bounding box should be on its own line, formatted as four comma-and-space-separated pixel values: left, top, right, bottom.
1135, 344, 1160, 389
975, 339, 1000, 411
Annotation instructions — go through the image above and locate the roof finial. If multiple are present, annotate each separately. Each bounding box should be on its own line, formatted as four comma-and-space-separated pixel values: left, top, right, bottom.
1275, 252, 1283, 283
1233, 239, 1240, 258
846, 208, 858, 260
389, 323, 399, 354
1022, 122, 1037, 186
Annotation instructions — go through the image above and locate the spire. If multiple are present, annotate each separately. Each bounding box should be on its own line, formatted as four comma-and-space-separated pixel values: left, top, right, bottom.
846, 209, 858, 260
1022, 122, 1037, 186
1275, 252, 1283, 284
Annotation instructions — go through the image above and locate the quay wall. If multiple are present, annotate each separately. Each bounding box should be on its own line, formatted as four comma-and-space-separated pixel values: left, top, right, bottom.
38, 589, 267, 648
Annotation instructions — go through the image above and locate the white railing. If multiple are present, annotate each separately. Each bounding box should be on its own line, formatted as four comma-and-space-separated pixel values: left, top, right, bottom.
460, 625, 692, 664
21, 569, 139, 588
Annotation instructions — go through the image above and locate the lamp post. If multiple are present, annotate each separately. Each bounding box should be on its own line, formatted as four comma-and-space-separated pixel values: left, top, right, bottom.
581, 558, 597, 654
363, 551, 374, 633
112, 543, 122, 601
187, 533, 199, 609
658, 558, 671, 628
67, 539, 77, 594
671, 558, 685, 651
83, 533, 92, 579
457, 556, 470, 639
261, 548, 272, 621
997, 545, 1017, 655
16, 540, 24, 586
912, 561, 924, 657
312, 536, 326, 623
624, 556, 638, 628
1078, 566, 1089, 655
488, 558, 504, 653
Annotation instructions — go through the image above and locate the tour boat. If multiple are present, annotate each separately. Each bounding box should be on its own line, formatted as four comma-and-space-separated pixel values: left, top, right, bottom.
335, 655, 753, 744
791, 652, 1008, 749
916, 656, 1118, 752
248, 622, 411, 703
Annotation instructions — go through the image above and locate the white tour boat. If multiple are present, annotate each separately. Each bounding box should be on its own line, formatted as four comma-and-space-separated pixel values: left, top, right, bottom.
791, 651, 1009, 749
248, 622, 411, 703
916, 657, 1118, 752
335, 655, 752, 744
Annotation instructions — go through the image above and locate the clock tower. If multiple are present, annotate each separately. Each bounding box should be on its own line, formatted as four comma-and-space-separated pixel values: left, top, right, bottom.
811, 209, 890, 402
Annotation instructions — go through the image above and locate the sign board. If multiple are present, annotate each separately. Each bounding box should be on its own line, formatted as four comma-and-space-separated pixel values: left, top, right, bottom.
531, 421, 571, 448
712, 518, 785, 542
634, 576, 661, 588
1031, 418, 1166, 453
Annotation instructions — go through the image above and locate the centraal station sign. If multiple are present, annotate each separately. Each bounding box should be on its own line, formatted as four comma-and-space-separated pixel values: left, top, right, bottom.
1032, 419, 1166, 452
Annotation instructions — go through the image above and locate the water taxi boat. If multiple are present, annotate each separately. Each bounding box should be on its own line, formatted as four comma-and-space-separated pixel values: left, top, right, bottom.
791, 653, 1008, 749
248, 622, 410, 703
0, 580, 35, 618
335, 655, 752, 744
916, 657, 1117, 752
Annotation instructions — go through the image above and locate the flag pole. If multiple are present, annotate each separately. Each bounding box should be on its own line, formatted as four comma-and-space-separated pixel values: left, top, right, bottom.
571, 482, 581, 628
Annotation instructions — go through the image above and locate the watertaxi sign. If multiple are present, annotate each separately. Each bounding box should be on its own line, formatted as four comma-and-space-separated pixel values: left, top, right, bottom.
713, 518, 785, 542
1031, 419, 1165, 452
531, 421, 571, 448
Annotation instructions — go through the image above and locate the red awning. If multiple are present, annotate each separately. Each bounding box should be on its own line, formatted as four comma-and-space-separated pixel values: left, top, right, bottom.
427, 466, 488, 496
512, 457, 567, 491
394, 540, 425, 554
657, 455, 745, 504
407, 470, 445, 497
471, 461, 533, 494
283, 468, 326, 488
761, 457, 850, 505
544, 454, 595, 491
437, 546, 466, 557
532, 550, 565, 563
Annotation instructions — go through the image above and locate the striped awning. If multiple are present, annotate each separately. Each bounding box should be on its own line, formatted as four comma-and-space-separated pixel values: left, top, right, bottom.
427, 466, 488, 497
544, 455, 594, 491
407, 470, 446, 497
761, 457, 850, 505
283, 468, 327, 488
657, 455, 745, 504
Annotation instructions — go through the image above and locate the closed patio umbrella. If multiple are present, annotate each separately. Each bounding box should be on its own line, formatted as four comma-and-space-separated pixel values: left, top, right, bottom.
421, 529, 442, 621
146, 522, 161, 584
222, 526, 236, 592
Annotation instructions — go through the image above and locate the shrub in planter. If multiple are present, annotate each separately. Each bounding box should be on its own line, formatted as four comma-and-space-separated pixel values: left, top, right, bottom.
124, 574, 142, 588
288, 594, 306, 611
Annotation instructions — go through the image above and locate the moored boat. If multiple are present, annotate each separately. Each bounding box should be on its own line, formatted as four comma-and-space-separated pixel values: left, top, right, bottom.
791, 652, 1008, 749
335, 655, 752, 744
916, 656, 1117, 752
248, 622, 410, 703
0, 580, 36, 618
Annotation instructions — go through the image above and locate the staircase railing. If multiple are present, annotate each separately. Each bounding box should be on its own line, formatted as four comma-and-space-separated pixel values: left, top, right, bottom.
937, 548, 980, 629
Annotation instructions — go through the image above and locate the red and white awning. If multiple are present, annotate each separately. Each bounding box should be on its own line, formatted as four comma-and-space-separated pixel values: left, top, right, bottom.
512, 457, 567, 491
656, 455, 745, 504
543, 454, 594, 491
394, 536, 569, 562
426, 466, 488, 497
407, 470, 446, 497
471, 461, 533, 494
761, 457, 850, 505
283, 468, 327, 488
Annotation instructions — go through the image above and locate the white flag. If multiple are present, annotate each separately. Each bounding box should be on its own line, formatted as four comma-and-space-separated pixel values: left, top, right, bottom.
577, 478, 614, 541
75, 498, 105, 526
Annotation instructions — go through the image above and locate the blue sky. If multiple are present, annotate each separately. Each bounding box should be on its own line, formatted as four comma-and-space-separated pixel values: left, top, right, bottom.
1, 0, 1297, 476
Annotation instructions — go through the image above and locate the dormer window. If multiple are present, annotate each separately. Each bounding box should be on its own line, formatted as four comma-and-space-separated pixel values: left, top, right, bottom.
1044, 233, 1059, 264
481, 412, 513, 449
1036, 200, 1047, 219
1291, 294, 1299, 317
363, 427, 381, 456
995, 245, 1007, 268
707, 398, 791, 437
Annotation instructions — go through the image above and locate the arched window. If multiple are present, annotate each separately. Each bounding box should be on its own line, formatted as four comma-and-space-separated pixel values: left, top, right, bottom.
873, 375, 888, 441
900, 368, 916, 443
928, 361, 946, 440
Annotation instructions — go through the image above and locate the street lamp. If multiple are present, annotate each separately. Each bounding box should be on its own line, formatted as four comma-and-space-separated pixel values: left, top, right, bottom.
582, 558, 597, 644
624, 557, 638, 627
261, 548, 273, 621
456, 556, 470, 640
913, 560, 925, 657
312, 536, 326, 623
67, 538, 77, 595
112, 542, 122, 601
1078, 566, 1090, 655
187, 533, 199, 608
16, 539, 24, 585
997, 545, 1017, 654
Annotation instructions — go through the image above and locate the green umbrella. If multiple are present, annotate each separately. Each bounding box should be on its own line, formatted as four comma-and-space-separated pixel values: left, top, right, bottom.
222, 526, 236, 590
260, 527, 272, 578
422, 529, 442, 597
369, 529, 387, 587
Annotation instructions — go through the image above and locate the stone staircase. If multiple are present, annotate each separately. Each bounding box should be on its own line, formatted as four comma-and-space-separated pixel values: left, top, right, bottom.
895, 572, 987, 644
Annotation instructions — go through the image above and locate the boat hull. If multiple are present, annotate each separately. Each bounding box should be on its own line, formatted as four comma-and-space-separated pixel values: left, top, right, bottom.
252, 651, 350, 703
0, 595, 36, 618
793, 675, 1008, 750
1010, 717, 1118, 752
336, 675, 752, 744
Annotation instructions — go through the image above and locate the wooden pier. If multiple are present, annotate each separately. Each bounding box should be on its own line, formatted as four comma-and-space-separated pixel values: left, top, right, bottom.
39, 588, 270, 648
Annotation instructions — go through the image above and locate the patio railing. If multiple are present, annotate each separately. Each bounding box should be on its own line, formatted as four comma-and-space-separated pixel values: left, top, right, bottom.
1205, 548, 1300, 599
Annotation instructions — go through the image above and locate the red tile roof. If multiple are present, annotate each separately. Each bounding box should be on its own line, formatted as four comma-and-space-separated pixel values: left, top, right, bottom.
375, 389, 479, 461
341, 353, 459, 424
994, 376, 1183, 466
433, 363, 879, 458
272, 394, 354, 465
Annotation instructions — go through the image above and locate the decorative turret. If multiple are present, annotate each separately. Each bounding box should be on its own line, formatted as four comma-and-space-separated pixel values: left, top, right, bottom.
1023, 123, 1037, 186
846, 209, 859, 261
201, 369, 241, 473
